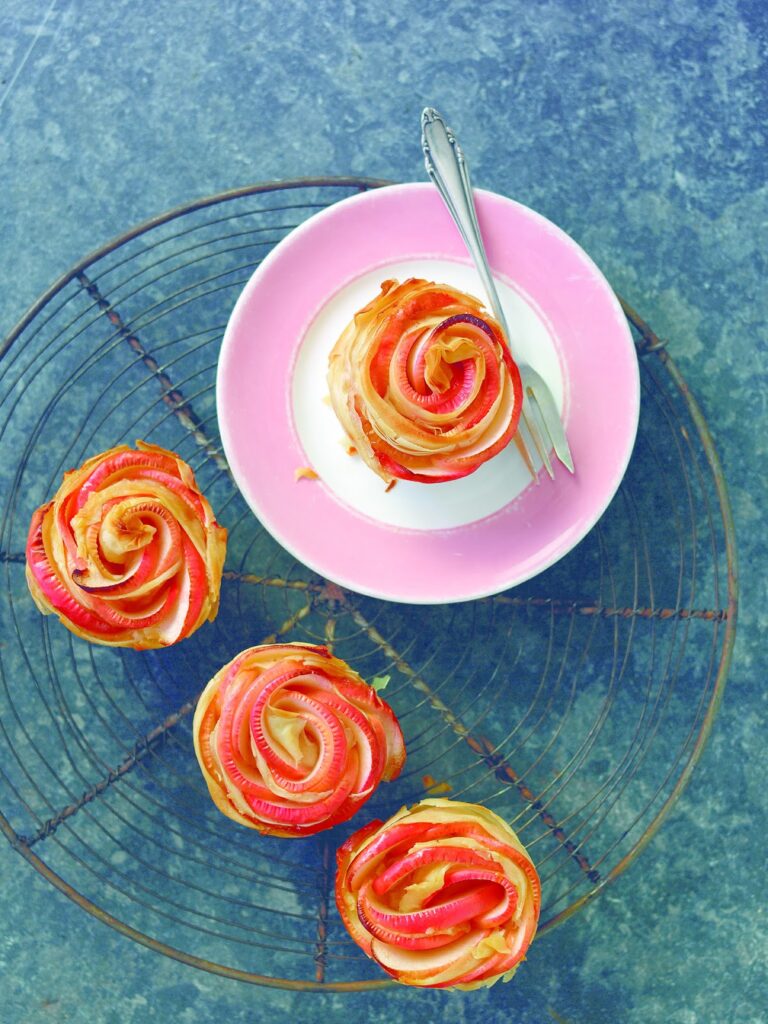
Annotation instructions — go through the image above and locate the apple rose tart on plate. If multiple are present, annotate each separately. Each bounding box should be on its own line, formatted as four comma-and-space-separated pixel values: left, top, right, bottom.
335, 798, 540, 989
25, 441, 226, 649
193, 643, 405, 838
327, 278, 523, 485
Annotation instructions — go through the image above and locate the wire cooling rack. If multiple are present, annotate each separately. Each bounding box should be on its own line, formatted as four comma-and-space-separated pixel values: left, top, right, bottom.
0, 179, 737, 991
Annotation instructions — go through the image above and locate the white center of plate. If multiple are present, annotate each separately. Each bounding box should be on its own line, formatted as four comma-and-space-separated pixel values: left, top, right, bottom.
290, 258, 565, 531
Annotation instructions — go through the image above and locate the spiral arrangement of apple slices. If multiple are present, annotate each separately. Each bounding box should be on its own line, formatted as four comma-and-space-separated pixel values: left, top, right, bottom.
335, 799, 541, 989
327, 278, 523, 484
25, 441, 227, 649
193, 644, 406, 838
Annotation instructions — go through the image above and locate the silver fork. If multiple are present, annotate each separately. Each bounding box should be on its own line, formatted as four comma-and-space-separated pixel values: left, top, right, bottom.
421, 106, 574, 479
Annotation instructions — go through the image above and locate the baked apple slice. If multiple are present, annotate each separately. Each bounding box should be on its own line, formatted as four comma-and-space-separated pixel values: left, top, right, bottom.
335, 798, 540, 989
193, 643, 405, 838
25, 441, 226, 649
327, 278, 523, 484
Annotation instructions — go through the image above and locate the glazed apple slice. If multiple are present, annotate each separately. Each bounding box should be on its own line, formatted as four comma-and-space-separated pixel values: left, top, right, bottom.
192, 643, 405, 838
327, 278, 523, 485
25, 441, 226, 649
335, 798, 540, 990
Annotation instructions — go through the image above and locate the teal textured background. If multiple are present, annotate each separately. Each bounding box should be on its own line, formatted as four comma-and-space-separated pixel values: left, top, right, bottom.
0, 2, 765, 1021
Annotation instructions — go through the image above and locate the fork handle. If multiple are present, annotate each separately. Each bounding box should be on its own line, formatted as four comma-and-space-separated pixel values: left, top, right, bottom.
420, 107, 511, 340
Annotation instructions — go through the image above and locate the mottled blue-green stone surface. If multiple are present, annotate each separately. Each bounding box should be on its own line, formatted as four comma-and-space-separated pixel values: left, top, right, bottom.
0, 1, 765, 1022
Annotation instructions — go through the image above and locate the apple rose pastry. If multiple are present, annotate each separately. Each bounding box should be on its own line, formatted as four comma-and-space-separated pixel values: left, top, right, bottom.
193, 644, 406, 838
335, 799, 541, 989
25, 441, 226, 649
327, 278, 523, 484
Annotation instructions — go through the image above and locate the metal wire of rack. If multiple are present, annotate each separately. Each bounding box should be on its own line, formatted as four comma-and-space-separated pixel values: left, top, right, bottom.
0, 178, 737, 991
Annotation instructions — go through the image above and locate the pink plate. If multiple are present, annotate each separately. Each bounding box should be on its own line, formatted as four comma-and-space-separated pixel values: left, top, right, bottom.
216, 183, 640, 604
